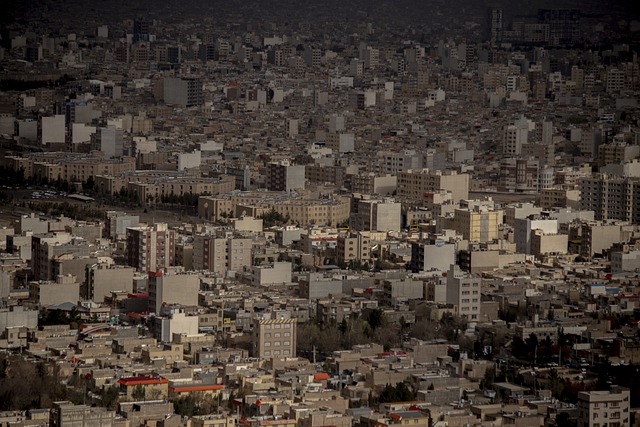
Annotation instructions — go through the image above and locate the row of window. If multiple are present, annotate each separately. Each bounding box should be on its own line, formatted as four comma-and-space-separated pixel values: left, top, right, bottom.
263, 350, 290, 356
263, 332, 291, 338
263, 341, 290, 347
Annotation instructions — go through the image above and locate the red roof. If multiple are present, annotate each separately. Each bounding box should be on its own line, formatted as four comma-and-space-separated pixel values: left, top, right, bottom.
128, 293, 149, 298
170, 384, 224, 393
118, 376, 168, 386
313, 372, 329, 381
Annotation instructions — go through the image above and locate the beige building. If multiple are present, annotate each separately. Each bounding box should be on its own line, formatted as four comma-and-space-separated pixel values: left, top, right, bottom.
84, 263, 134, 303
580, 174, 640, 222
530, 230, 568, 259
198, 193, 350, 227
193, 234, 253, 274
248, 262, 292, 286
118, 376, 169, 401
29, 275, 80, 306
397, 169, 469, 203
538, 187, 581, 209
6, 152, 135, 184
350, 173, 397, 195
577, 387, 630, 427
148, 271, 199, 314
126, 223, 176, 273
451, 206, 502, 242
336, 232, 371, 265
446, 264, 481, 323
190, 415, 236, 427
140, 343, 184, 367
351, 196, 401, 232
252, 316, 297, 359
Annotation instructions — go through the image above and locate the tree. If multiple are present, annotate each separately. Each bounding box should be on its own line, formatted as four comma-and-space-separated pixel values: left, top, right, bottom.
102, 385, 119, 410
173, 395, 197, 416
84, 175, 95, 191
367, 308, 385, 331
378, 382, 415, 403
132, 384, 146, 401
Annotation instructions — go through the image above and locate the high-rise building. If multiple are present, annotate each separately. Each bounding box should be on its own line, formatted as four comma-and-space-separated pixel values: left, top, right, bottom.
580, 174, 640, 222
31, 233, 89, 281
148, 271, 199, 314
350, 196, 401, 232
84, 264, 134, 303
193, 234, 253, 274
126, 223, 176, 273
133, 19, 150, 42
487, 8, 503, 44
410, 238, 455, 273
40, 114, 65, 145
503, 118, 529, 156
163, 77, 203, 107
537, 9, 581, 46
446, 264, 481, 323
499, 158, 539, 192
452, 206, 503, 243
397, 169, 470, 203
92, 125, 124, 158
266, 161, 305, 192
514, 216, 559, 255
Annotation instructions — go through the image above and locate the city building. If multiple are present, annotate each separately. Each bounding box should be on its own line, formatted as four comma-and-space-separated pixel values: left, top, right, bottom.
252, 315, 297, 359
148, 271, 200, 314
576, 387, 630, 427
446, 264, 481, 323
397, 169, 469, 204
126, 223, 176, 273
163, 77, 203, 107
193, 234, 253, 274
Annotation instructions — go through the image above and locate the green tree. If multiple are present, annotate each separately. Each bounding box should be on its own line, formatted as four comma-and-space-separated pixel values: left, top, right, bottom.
173, 395, 197, 416
367, 308, 385, 330
378, 382, 415, 403
102, 385, 119, 410
131, 384, 146, 401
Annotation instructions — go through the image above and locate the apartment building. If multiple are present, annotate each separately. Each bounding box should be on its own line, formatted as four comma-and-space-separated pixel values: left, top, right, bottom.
84, 264, 134, 303
451, 206, 502, 242
580, 174, 640, 222
336, 232, 371, 265
147, 271, 199, 314
350, 197, 401, 232
6, 153, 135, 184
350, 173, 397, 196
31, 233, 89, 281
576, 387, 630, 427
29, 275, 80, 306
163, 77, 203, 107
446, 264, 481, 323
193, 234, 252, 274
499, 158, 539, 193
410, 239, 456, 273
266, 161, 306, 192
397, 169, 469, 203
252, 316, 297, 359
126, 223, 176, 273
